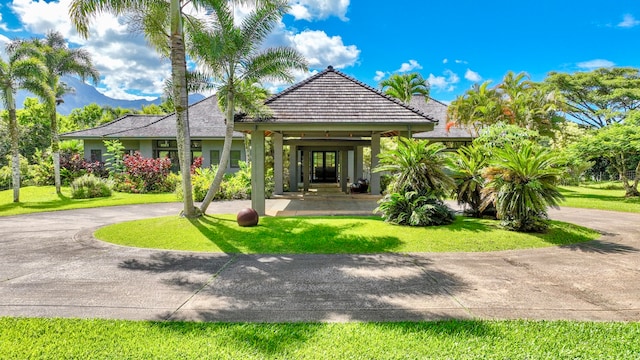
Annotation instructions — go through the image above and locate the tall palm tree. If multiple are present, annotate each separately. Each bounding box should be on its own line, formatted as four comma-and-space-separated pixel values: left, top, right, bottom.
374, 137, 454, 198
71, 0, 199, 216
0, 44, 48, 202
194, 0, 308, 213
9, 31, 99, 194
481, 143, 564, 232
379, 73, 430, 103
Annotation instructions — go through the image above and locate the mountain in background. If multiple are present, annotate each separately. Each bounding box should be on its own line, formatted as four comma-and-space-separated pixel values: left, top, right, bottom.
13, 76, 205, 115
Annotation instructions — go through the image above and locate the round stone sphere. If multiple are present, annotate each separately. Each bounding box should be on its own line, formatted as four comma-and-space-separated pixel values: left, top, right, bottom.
237, 208, 259, 227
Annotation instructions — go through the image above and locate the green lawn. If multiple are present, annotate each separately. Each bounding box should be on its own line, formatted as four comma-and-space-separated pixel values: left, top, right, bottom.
0, 186, 178, 217
95, 215, 599, 253
1, 318, 638, 359
560, 184, 640, 213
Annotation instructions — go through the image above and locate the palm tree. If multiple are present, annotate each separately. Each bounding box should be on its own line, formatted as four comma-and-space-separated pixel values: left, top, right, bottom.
374, 137, 454, 198
70, 0, 265, 218
194, 0, 308, 213
0, 44, 48, 202
447, 81, 502, 136
481, 143, 564, 232
9, 31, 99, 195
450, 145, 492, 217
379, 73, 430, 103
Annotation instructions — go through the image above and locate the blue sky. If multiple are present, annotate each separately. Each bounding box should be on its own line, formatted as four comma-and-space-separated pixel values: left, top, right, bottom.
1, 0, 638, 103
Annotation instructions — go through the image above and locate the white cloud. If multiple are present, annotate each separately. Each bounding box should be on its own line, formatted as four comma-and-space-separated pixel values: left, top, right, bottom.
373, 71, 386, 81
427, 70, 460, 92
464, 69, 482, 82
289, 30, 359, 69
288, 0, 350, 21
10, 0, 170, 100
454, 59, 468, 64
397, 59, 422, 72
442, 58, 448, 64
577, 59, 615, 70
617, 14, 640, 28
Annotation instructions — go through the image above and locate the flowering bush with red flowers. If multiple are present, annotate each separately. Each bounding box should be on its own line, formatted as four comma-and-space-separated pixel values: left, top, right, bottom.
190, 156, 203, 174
114, 152, 173, 193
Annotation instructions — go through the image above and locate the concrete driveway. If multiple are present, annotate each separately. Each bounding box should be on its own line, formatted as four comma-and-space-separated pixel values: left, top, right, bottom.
0, 199, 638, 322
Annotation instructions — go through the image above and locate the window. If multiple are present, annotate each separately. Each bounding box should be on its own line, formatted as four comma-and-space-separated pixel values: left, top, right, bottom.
230, 150, 241, 168
90, 149, 102, 162
210, 150, 220, 166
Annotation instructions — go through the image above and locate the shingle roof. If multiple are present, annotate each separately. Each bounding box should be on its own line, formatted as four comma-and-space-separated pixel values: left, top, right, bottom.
61, 96, 243, 139
238, 66, 436, 124
409, 95, 475, 140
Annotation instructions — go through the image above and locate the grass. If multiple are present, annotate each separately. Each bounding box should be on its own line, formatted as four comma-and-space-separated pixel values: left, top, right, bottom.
95, 215, 599, 253
560, 184, 640, 213
1, 318, 638, 359
0, 186, 178, 217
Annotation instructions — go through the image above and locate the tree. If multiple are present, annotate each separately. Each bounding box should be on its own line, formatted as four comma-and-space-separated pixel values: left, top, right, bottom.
481, 143, 564, 232
379, 73, 430, 103
70, 0, 257, 218
0, 43, 48, 202
194, 0, 308, 213
448, 71, 563, 136
10, 31, 99, 194
68, 103, 104, 129
545, 67, 640, 128
576, 123, 640, 197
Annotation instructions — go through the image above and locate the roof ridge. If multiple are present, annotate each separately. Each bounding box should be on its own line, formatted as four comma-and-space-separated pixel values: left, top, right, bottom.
60, 114, 142, 136
327, 67, 436, 122
103, 95, 220, 136
266, 66, 436, 122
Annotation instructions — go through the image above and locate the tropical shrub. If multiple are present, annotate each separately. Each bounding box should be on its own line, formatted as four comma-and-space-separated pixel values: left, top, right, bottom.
0, 155, 31, 190
28, 149, 54, 186
114, 152, 172, 193
375, 190, 455, 226
103, 139, 125, 176
376, 138, 454, 197
450, 145, 494, 218
71, 174, 112, 199
481, 143, 564, 232
60, 152, 107, 184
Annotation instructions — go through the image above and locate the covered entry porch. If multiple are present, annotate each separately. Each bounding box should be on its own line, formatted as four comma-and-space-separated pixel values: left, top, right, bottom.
235, 66, 437, 215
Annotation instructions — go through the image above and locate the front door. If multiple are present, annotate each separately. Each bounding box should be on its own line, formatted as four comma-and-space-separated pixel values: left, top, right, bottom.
312, 151, 337, 183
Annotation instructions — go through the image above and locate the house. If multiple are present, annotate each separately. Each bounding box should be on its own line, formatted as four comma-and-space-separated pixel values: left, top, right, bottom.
60, 96, 246, 173
64, 66, 475, 214
409, 95, 474, 149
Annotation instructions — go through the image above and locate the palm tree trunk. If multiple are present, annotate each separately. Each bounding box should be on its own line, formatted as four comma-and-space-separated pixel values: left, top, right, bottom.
8, 105, 20, 202
50, 104, 61, 194
170, 0, 197, 218
200, 90, 235, 213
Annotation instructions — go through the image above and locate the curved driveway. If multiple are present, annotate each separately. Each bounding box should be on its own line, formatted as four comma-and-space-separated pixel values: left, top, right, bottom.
0, 200, 638, 322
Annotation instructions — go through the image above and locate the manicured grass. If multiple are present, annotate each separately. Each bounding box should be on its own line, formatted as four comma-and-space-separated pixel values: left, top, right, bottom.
0, 186, 178, 217
560, 184, 640, 213
1, 318, 638, 359
95, 215, 599, 253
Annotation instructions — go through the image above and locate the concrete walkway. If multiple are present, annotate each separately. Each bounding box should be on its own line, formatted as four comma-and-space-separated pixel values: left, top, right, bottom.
0, 199, 638, 322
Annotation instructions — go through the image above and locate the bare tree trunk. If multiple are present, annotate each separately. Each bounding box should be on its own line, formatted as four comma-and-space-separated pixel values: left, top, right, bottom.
200, 89, 235, 213
8, 105, 20, 202
170, 0, 198, 218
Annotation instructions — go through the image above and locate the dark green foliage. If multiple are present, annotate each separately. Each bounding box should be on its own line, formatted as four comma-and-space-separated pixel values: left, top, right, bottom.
71, 174, 112, 199
450, 145, 494, 218
375, 190, 455, 226
482, 144, 564, 232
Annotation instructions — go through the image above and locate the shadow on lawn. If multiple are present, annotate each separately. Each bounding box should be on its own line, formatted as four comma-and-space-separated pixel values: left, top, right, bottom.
0, 192, 73, 213
189, 215, 404, 254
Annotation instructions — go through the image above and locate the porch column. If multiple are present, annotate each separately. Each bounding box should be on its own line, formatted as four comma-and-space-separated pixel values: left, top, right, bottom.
251, 130, 266, 215
303, 149, 311, 192
370, 133, 381, 195
355, 146, 364, 180
273, 132, 283, 195
289, 145, 298, 192
340, 150, 348, 193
